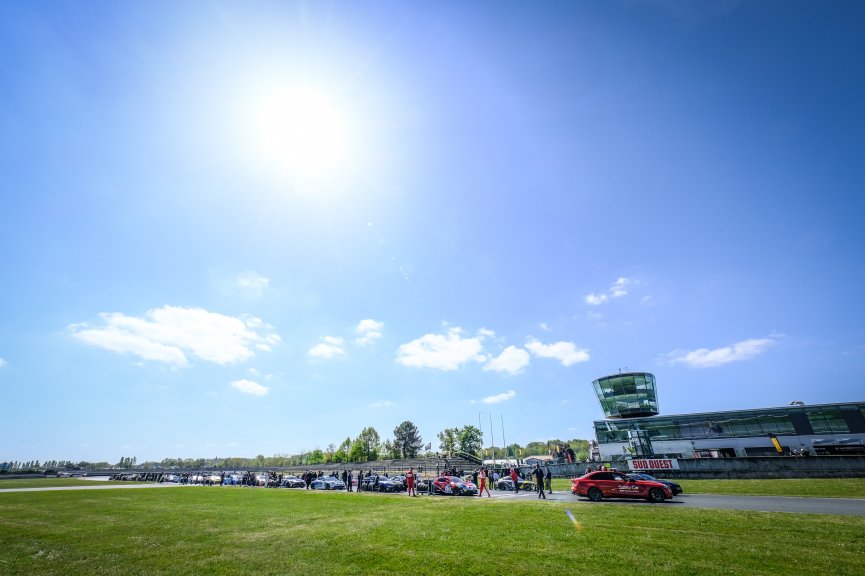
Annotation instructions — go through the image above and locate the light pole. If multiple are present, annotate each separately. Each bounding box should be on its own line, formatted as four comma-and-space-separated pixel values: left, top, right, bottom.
501, 414, 507, 463
479, 412, 496, 463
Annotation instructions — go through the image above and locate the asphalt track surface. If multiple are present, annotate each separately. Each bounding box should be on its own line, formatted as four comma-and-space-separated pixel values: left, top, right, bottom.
3, 480, 865, 516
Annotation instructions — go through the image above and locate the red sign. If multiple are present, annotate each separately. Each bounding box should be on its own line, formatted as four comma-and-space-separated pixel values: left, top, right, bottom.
627, 458, 680, 471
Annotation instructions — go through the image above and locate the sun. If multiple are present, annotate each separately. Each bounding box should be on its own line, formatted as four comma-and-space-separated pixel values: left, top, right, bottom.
249, 85, 353, 182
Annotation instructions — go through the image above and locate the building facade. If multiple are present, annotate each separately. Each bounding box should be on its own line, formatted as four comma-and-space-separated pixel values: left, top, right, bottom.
590, 372, 865, 459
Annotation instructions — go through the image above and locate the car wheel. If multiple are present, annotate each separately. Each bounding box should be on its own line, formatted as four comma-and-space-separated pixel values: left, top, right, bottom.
587, 487, 603, 502
444, 485, 452, 495
648, 488, 665, 503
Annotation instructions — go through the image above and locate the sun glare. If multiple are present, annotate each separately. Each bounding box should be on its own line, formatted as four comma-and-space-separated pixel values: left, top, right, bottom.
249, 86, 353, 183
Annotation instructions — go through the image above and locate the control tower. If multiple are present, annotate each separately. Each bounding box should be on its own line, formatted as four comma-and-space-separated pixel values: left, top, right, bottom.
592, 372, 659, 419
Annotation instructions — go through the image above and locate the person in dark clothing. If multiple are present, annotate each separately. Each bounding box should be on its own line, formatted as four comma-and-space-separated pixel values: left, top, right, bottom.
545, 467, 552, 494
346, 470, 352, 491
534, 465, 546, 499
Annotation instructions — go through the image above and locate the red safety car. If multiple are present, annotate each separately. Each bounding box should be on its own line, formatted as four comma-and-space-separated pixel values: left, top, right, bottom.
571, 470, 673, 503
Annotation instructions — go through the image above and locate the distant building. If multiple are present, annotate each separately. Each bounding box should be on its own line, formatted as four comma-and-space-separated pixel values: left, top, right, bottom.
590, 372, 865, 459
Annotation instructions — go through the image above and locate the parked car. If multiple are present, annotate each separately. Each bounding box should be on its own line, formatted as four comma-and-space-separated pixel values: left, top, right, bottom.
160, 473, 181, 484
280, 475, 306, 488
627, 472, 683, 495
361, 474, 402, 492
311, 476, 346, 490
571, 471, 673, 503
494, 477, 537, 491
220, 473, 242, 486
432, 476, 478, 496
203, 473, 222, 485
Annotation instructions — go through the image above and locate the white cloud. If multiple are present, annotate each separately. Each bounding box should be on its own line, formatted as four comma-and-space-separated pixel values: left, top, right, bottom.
585, 293, 608, 306
69, 306, 280, 366
482, 390, 516, 404
0, 357, 6, 368
308, 336, 345, 359
483, 346, 530, 374
236, 271, 270, 297
371, 400, 395, 408
526, 339, 590, 366
664, 337, 775, 368
477, 328, 496, 338
355, 319, 384, 346
610, 277, 630, 298
396, 327, 487, 371
230, 379, 269, 396
585, 277, 633, 305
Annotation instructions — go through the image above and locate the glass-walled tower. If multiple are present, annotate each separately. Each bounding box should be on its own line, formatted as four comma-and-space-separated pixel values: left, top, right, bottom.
592, 372, 659, 419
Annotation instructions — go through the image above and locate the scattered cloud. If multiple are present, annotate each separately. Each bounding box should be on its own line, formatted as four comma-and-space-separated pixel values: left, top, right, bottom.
230, 379, 268, 396
585, 293, 608, 305
236, 271, 270, 298
69, 306, 280, 366
538, 322, 550, 332
355, 319, 384, 346
481, 390, 516, 404
308, 336, 345, 359
585, 277, 632, 305
483, 346, 530, 374
0, 357, 6, 368
477, 328, 496, 339
662, 337, 775, 368
371, 400, 395, 408
526, 339, 590, 366
396, 327, 487, 371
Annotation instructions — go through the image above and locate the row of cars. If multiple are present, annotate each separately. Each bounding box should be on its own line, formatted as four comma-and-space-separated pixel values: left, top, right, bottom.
571, 470, 683, 503
131, 468, 683, 504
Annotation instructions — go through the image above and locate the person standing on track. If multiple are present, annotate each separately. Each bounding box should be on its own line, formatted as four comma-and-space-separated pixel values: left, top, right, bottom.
477, 467, 491, 497
405, 467, 416, 496
534, 464, 546, 499
510, 467, 520, 494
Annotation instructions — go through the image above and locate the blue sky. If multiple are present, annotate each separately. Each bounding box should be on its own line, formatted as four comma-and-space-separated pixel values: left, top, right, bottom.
2, 0, 864, 463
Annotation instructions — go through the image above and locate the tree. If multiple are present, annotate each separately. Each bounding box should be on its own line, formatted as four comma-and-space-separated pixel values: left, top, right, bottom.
456, 425, 483, 456
307, 449, 325, 464
334, 437, 351, 463
381, 439, 399, 460
393, 420, 423, 459
437, 428, 458, 455
357, 427, 381, 461
348, 438, 365, 462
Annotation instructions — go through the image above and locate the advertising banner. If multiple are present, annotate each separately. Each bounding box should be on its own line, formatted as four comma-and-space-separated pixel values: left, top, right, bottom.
627, 458, 680, 471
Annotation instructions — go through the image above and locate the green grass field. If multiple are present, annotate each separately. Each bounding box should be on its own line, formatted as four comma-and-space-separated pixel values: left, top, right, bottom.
1, 486, 863, 576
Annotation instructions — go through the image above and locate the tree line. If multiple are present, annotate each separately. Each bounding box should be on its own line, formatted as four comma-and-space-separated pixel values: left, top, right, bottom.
4, 421, 590, 471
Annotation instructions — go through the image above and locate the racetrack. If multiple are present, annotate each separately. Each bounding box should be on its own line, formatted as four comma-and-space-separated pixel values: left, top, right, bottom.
4, 480, 865, 516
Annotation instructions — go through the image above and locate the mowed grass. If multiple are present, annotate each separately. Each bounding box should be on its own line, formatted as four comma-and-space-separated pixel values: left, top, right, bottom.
680, 478, 865, 498
549, 477, 865, 498
1, 487, 864, 576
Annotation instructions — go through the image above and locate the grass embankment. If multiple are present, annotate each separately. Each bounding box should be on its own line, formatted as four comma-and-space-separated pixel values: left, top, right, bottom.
549, 477, 865, 498
1, 487, 863, 576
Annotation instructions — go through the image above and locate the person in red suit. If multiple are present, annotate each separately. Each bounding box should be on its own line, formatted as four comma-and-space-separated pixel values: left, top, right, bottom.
405, 467, 416, 496
477, 467, 491, 497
